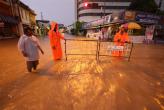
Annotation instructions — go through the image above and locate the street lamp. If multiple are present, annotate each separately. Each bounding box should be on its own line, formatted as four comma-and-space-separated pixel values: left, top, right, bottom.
100, 2, 106, 40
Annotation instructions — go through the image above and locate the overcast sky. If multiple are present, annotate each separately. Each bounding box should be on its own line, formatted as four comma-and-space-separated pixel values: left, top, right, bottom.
20, 0, 75, 26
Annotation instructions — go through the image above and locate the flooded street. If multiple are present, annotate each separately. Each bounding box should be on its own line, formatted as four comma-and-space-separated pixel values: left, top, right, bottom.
0, 35, 164, 110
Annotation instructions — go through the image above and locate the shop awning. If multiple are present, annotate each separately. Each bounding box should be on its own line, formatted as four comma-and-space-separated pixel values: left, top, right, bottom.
0, 14, 18, 24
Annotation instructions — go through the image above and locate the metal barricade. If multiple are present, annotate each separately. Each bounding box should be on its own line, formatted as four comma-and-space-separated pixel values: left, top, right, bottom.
64, 39, 133, 61
64, 39, 99, 61
98, 41, 133, 61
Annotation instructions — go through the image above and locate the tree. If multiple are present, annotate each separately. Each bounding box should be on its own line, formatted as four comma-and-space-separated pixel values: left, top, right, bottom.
70, 28, 76, 35
74, 21, 84, 35
128, 0, 159, 13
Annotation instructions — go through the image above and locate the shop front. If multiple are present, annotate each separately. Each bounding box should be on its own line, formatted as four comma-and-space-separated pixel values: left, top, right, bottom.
134, 12, 160, 43
83, 11, 162, 43
154, 16, 164, 43
0, 14, 18, 38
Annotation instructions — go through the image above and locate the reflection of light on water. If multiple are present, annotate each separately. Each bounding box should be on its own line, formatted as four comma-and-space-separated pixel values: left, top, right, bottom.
157, 94, 164, 98
144, 107, 148, 110
95, 65, 103, 74
154, 98, 164, 110
67, 74, 103, 100
91, 62, 96, 68
104, 84, 116, 97
156, 82, 161, 86
71, 63, 81, 73
81, 63, 87, 71
109, 84, 116, 93
127, 97, 131, 102
119, 73, 123, 77
70, 62, 89, 74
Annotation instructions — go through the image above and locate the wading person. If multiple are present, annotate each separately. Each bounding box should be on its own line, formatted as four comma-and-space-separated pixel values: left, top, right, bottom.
18, 27, 44, 73
113, 27, 130, 57
48, 21, 64, 61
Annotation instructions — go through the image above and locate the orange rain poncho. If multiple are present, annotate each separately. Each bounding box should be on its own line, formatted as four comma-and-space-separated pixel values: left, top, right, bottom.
48, 21, 64, 61
113, 30, 130, 57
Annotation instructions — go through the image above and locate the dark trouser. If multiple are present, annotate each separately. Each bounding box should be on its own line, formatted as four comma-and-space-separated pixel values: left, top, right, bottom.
26, 60, 39, 72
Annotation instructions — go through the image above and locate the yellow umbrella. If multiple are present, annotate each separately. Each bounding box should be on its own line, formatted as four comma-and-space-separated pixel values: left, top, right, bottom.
127, 22, 141, 29
121, 22, 141, 29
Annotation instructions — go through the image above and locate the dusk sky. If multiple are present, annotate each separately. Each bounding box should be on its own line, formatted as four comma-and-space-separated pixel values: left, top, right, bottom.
20, 0, 75, 26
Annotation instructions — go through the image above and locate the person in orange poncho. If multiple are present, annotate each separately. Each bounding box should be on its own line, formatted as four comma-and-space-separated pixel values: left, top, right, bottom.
113, 27, 130, 56
48, 21, 64, 61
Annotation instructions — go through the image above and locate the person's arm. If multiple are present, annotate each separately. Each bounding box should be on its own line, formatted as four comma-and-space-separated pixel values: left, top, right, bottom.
22, 51, 28, 57
37, 45, 44, 54
59, 32, 64, 40
18, 36, 28, 57
125, 34, 130, 43
113, 33, 119, 42
36, 37, 44, 54
48, 31, 56, 49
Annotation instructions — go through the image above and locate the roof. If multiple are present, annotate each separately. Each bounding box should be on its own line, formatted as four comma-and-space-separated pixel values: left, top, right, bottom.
36, 20, 50, 23
19, 1, 36, 15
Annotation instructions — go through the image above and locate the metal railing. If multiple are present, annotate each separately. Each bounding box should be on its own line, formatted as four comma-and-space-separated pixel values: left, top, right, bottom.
64, 39, 133, 62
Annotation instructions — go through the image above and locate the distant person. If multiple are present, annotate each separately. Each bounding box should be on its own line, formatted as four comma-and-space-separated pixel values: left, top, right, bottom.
113, 26, 130, 56
107, 27, 112, 41
48, 21, 64, 61
18, 27, 44, 73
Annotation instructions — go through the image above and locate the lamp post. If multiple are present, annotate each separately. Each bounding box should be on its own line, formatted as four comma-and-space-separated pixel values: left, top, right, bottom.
100, 1, 106, 18
100, 1, 106, 40
159, 0, 162, 9
103, 1, 106, 17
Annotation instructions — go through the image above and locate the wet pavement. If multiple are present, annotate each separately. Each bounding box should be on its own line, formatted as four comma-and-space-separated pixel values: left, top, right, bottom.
0, 34, 164, 110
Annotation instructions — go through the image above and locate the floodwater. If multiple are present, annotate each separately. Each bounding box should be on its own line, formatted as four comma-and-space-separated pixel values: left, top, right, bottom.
0, 35, 163, 110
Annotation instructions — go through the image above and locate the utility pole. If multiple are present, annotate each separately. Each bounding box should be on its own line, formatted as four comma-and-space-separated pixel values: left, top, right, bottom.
41, 12, 43, 20
103, 2, 106, 17
102, 1, 106, 40
158, 0, 162, 10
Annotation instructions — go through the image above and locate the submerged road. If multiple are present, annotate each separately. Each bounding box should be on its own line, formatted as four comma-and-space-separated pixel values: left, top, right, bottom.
0, 34, 164, 110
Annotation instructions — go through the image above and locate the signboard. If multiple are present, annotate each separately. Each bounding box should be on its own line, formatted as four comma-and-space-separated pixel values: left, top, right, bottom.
124, 11, 136, 20
111, 11, 124, 22
104, 15, 112, 24
83, 18, 105, 29
145, 25, 155, 40
108, 45, 124, 51
91, 19, 104, 27
136, 12, 160, 24
0, 22, 4, 27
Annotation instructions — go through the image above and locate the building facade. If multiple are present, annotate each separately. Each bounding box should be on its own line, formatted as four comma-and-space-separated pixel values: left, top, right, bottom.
155, 0, 164, 11
0, 0, 18, 38
29, 10, 37, 30
0, 0, 37, 38
17, 1, 36, 35
75, 0, 132, 22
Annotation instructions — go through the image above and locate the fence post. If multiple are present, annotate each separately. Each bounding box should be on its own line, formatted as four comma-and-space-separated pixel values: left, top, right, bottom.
64, 39, 67, 61
97, 40, 101, 62
128, 43, 133, 62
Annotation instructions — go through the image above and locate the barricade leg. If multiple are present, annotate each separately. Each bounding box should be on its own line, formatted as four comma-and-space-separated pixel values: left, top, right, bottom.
128, 43, 133, 62
64, 39, 67, 61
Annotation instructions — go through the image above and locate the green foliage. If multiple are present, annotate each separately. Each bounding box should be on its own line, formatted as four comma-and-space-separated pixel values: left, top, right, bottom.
128, 0, 159, 13
71, 28, 76, 35
74, 21, 85, 35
